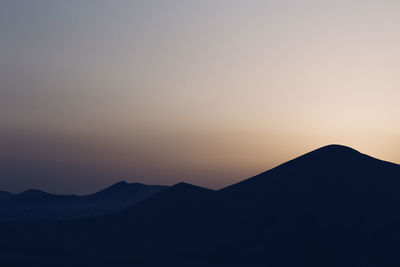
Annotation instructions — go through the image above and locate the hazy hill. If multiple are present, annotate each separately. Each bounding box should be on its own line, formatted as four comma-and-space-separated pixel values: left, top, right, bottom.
0, 181, 168, 221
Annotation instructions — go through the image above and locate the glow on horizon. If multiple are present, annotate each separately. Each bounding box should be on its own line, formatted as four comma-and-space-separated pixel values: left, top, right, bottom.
1, 0, 400, 194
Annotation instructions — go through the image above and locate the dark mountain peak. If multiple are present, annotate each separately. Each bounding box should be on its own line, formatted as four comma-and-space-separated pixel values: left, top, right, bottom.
170, 182, 213, 192
113, 182, 215, 219
286, 144, 368, 167
107, 180, 131, 189
221, 144, 400, 194
110, 180, 147, 188
114, 180, 128, 186
316, 144, 358, 152
153, 182, 215, 201
307, 144, 361, 157
138, 182, 213, 203
92, 181, 145, 197
172, 181, 192, 187
87, 181, 169, 204
17, 189, 76, 199
4, 189, 77, 205
19, 189, 50, 197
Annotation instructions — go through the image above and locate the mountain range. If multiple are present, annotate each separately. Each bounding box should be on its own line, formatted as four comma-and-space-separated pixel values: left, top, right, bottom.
1, 144, 400, 266
0, 181, 168, 221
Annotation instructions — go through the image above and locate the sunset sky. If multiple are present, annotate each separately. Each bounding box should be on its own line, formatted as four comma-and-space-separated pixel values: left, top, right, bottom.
1, 0, 400, 194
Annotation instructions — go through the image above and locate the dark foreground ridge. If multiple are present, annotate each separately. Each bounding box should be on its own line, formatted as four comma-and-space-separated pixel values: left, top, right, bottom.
1, 144, 400, 267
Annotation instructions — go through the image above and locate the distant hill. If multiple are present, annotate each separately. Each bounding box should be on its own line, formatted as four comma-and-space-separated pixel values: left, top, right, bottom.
0, 181, 168, 221
1, 145, 400, 267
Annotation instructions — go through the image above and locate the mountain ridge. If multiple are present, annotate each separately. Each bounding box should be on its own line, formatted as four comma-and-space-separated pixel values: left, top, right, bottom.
1, 144, 400, 266
0, 181, 169, 221
220, 144, 400, 194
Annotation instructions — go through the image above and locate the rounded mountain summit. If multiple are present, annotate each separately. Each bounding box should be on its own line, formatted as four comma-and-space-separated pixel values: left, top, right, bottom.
221, 144, 400, 194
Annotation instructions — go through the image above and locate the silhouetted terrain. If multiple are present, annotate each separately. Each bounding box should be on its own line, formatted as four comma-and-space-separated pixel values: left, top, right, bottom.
1, 145, 400, 266
0, 191, 14, 202
0, 181, 168, 221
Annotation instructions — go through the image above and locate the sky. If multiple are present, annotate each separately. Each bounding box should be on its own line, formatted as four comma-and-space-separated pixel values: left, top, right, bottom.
1, 0, 400, 194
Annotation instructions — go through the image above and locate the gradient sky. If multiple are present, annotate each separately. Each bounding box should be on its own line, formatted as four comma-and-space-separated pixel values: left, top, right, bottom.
1, 0, 400, 194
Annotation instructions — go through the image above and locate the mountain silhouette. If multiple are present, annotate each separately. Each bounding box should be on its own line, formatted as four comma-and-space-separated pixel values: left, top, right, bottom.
8, 189, 76, 202
221, 144, 400, 194
1, 145, 400, 267
0, 181, 168, 221
108, 181, 216, 227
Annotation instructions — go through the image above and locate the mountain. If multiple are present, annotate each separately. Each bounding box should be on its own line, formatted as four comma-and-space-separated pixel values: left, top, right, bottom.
0, 181, 218, 266
221, 144, 400, 195
80, 181, 169, 217
0, 191, 14, 203
6, 189, 77, 203
108, 181, 216, 228
0, 181, 168, 221
1, 145, 400, 267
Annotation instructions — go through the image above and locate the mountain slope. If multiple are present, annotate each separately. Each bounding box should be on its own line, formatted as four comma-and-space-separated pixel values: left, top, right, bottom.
0, 182, 217, 253
0, 181, 168, 221
221, 144, 400, 195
